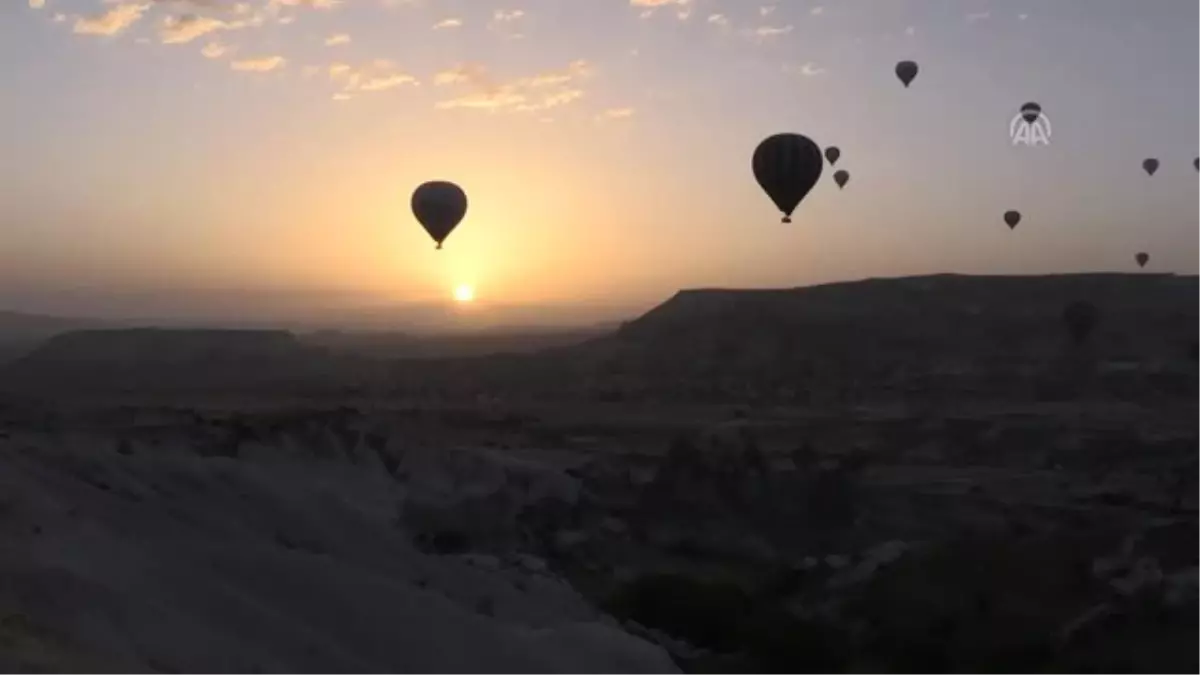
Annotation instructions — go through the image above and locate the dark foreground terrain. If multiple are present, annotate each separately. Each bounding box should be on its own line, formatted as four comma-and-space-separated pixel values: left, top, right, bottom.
0, 274, 1195, 672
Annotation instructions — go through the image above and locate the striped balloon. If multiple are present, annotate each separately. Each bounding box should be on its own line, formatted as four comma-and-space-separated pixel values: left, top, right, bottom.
752, 133, 824, 223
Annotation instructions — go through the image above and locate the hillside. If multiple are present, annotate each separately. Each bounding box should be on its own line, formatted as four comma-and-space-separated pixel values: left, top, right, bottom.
577, 273, 1198, 400
0, 311, 110, 364
2, 328, 350, 394
377, 273, 1198, 405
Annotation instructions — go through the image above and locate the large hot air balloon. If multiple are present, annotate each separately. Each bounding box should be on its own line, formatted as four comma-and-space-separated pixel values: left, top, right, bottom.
1135, 252, 1149, 268
411, 180, 467, 250
895, 60, 918, 88
824, 146, 841, 166
1003, 210, 1021, 229
752, 133, 823, 223
1062, 300, 1099, 347
1019, 102, 1042, 124
833, 169, 850, 189
1142, 158, 1159, 176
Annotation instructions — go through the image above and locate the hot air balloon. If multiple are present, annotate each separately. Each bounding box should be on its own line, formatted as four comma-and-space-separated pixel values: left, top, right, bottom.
752, 133, 823, 223
1019, 101, 1042, 124
411, 180, 467, 250
1003, 210, 1021, 229
833, 169, 850, 189
1142, 158, 1159, 176
1135, 252, 1149, 268
895, 60, 919, 88
1062, 300, 1099, 347
824, 146, 841, 166
1193, 157, 1198, 172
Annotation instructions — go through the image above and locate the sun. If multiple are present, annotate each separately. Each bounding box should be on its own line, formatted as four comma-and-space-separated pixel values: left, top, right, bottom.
453, 284, 475, 303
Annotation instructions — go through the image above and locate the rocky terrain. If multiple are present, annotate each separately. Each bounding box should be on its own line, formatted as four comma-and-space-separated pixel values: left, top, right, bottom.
0, 273, 1195, 672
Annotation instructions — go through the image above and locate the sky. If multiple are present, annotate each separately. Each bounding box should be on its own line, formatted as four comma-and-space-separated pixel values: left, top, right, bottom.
1, 0, 1197, 328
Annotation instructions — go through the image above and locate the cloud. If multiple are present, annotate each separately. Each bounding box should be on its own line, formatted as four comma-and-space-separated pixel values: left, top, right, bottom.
230, 55, 287, 71
1018, 13, 1029, 20
160, 14, 227, 44
488, 8, 526, 38
433, 17, 461, 29
596, 107, 634, 121
200, 40, 233, 58
966, 11, 991, 23
73, 2, 152, 36
269, 0, 341, 8
706, 13, 727, 26
750, 24, 792, 39
810, 6, 824, 16
492, 9, 524, 22
29, 0, 46, 9
324, 33, 350, 45
787, 61, 825, 76
759, 5, 775, 16
434, 60, 590, 113
631, 0, 691, 19
328, 59, 419, 93
905, 25, 916, 36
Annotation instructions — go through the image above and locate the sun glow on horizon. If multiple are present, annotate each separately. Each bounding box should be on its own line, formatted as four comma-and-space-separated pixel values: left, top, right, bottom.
453, 284, 475, 303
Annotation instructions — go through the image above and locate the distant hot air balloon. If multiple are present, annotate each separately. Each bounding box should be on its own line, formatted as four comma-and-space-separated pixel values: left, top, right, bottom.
1062, 300, 1100, 347
1019, 101, 1042, 124
411, 180, 467, 250
1003, 210, 1021, 229
895, 60, 919, 88
1135, 252, 1149, 268
833, 169, 850, 189
824, 146, 841, 166
752, 133, 824, 223
1142, 158, 1159, 176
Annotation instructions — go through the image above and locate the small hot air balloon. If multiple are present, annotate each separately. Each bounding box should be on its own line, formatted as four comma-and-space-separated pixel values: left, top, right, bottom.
824, 146, 841, 166
1003, 210, 1021, 229
1019, 101, 1042, 124
895, 60, 919, 88
1135, 252, 1149, 268
752, 133, 824, 223
1062, 300, 1099, 347
1142, 158, 1159, 176
411, 180, 467, 250
833, 169, 850, 189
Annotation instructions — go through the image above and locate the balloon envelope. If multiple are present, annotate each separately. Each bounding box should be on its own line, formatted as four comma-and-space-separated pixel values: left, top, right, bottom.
1142, 158, 1159, 176
752, 133, 823, 223
1019, 101, 1042, 124
1135, 252, 1149, 268
411, 181, 467, 249
895, 60, 919, 87
833, 169, 850, 189
824, 146, 841, 166
1003, 210, 1021, 229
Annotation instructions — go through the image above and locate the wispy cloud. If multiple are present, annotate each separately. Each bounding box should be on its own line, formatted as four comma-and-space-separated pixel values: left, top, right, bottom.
707, 13, 728, 27
328, 59, 419, 94
324, 32, 350, 46
230, 55, 287, 72
966, 11, 991, 23
632, 0, 692, 20
596, 107, 634, 122
73, 2, 152, 37
160, 14, 227, 44
810, 6, 824, 16
29, 0, 46, 9
434, 60, 591, 113
786, 61, 825, 77
200, 40, 232, 58
433, 17, 461, 29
